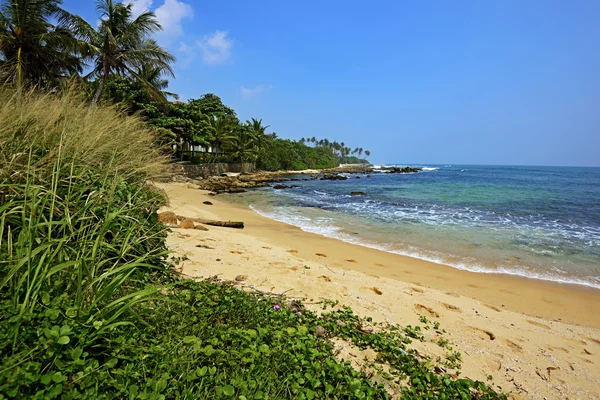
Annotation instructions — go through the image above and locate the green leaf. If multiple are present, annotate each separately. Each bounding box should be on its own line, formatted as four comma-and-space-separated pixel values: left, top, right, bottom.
259, 344, 269, 353
222, 385, 234, 396
196, 366, 207, 377
57, 336, 70, 345
286, 327, 297, 335
52, 372, 66, 383
71, 348, 83, 360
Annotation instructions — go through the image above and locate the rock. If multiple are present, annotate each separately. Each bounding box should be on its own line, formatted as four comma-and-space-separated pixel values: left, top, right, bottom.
386, 166, 421, 174
315, 326, 327, 338
194, 224, 209, 231
336, 320, 347, 327
273, 184, 290, 189
179, 219, 194, 229
355, 176, 361, 179
158, 211, 178, 225
366, 175, 371, 178
350, 191, 367, 196
235, 275, 248, 282
320, 173, 348, 181
203, 201, 213, 205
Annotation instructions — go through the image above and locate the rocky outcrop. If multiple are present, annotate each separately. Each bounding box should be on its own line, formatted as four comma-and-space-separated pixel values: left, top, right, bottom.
320, 173, 349, 181
386, 166, 420, 174
350, 191, 367, 196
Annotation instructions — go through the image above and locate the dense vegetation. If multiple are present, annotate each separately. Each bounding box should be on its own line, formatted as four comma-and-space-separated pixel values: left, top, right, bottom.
0, 1, 507, 398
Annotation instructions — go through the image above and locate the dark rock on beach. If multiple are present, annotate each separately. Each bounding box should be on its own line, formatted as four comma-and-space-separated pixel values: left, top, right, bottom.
350, 191, 367, 196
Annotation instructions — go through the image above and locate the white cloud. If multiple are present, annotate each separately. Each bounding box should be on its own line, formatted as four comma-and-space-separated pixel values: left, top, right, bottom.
197, 31, 233, 65
123, 0, 153, 17
122, 0, 193, 42
154, 0, 194, 41
241, 85, 271, 99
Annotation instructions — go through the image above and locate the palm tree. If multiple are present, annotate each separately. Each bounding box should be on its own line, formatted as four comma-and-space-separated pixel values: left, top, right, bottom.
246, 118, 271, 152
231, 124, 258, 163
135, 64, 178, 99
0, 0, 87, 90
365, 150, 370, 158
81, 0, 175, 104
209, 116, 236, 163
358, 148, 363, 157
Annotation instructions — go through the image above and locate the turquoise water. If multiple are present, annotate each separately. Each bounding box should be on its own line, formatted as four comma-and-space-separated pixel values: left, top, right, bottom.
227, 165, 600, 288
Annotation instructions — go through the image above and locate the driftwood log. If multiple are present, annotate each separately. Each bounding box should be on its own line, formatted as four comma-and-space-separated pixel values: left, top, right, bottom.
177, 215, 244, 229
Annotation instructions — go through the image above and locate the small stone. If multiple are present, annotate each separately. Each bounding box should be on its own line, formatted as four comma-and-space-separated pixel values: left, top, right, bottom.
203, 201, 213, 205
350, 191, 367, 196
235, 275, 248, 282
336, 320, 346, 327
158, 211, 178, 225
194, 224, 209, 231
216, 258, 221, 262
315, 326, 327, 338
179, 219, 194, 229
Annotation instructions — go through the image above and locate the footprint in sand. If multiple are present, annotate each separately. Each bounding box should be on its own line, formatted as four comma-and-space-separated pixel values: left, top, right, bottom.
315, 253, 327, 257
286, 249, 298, 254
345, 259, 357, 263
441, 303, 461, 312
483, 304, 502, 312
505, 339, 523, 352
526, 320, 551, 329
547, 346, 569, 353
319, 275, 332, 282
370, 287, 383, 295
470, 327, 496, 340
414, 304, 439, 318
584, 336, 600, 346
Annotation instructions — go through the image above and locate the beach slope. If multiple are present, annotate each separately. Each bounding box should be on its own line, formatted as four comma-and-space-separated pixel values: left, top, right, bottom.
158, 182, 600, 399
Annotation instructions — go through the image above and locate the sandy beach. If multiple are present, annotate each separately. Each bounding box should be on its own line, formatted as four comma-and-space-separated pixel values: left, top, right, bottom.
158, 182, 600, 400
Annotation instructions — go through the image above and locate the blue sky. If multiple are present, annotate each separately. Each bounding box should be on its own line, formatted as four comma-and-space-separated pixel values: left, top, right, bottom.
64, 0, 600, 166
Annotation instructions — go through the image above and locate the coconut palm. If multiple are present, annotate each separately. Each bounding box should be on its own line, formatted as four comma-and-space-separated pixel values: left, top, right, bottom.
209, 116, 236, 163
246, 118, 271, 151
365, 150, 370, 157
0, 0, 87, 90
135, 64, 178, 99
79, 0, 175, 104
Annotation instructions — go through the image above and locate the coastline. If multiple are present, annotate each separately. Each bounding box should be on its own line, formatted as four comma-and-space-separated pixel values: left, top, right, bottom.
158, 182, 600, 399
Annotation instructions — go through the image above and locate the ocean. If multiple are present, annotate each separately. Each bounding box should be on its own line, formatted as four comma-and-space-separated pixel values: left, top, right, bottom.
226, 165, 600, 289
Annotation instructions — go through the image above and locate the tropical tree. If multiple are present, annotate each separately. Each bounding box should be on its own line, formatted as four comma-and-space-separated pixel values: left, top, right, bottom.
230, 124, 258, 163
0, 0, 88, 90
135, 64, 178, 99
246, 118, 271, 152
79, 0, 175, 103
209, 116, 236, 162
365, 150, 370, 157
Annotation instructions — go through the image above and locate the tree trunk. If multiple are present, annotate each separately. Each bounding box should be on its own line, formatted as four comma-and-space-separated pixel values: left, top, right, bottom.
92, 63, 109, 105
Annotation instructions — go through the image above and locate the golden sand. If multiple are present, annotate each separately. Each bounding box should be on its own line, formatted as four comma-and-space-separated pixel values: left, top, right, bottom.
158, 182, 600, 399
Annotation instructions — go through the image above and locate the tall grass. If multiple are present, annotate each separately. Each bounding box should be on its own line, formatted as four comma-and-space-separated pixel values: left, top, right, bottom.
0, 88, 171, 341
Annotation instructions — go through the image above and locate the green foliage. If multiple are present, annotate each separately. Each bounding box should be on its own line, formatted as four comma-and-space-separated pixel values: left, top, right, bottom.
257, 139, 338, 171
0, 0, 87, 90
